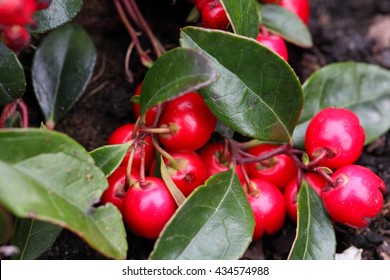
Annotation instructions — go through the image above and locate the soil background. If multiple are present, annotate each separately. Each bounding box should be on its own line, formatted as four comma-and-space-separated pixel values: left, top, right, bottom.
33, 0, 390, 259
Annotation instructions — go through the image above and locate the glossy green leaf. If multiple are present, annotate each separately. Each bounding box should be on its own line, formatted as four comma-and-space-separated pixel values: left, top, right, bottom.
0, 129, 127, 259
32, 24, 96, 128
150, 170, 254, 260
181, 27, 303, 143
0, 206, 13, 244
261, 4, 313, 48
288, 182, 336, 260
90, 144, 130, 177
0, 43, 26, 105
140, 48, 217, 115
11, 219, 62, 260
33, 0, 83, 33
221, 0, 259, 39
293, 62, 390, 148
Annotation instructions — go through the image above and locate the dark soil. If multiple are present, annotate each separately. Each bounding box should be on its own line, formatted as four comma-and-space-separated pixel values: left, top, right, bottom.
38, 0, 390, 260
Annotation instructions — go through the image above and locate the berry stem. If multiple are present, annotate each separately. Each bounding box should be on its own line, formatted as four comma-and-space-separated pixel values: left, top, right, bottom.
140, 127, 171, 134
17, 99, 29, 128
236, 143, 290, 164
126, 144, 137, 188
306, 149, 330, 169
151, 135, 179, 170
313, 166, 336, 188
0, 102, 17, 128
139, 143, 146, 188
238, 139, 267, 150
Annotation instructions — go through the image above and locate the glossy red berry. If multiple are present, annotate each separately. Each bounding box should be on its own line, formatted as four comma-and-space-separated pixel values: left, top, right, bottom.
131, 82, 159, 127
201, 1, 230, 30
322, 165, 385, 228
305, 107, 365, 169
198, 143, 246, 185
150, 151, 207, 197
256, 33, 289, 61
107, 123, 155, 170
100, 167, 139, 214
123, 177, 177, 239
246, 178, 285, 240
157, 92, 216, 152
247, 144, 297, 190
195, 0, 210, 11
284, 173, 325, 223
279, 0, 310, 24
0, 0, 36, 25
35, 0, 52, 10
1, 25, 30, 52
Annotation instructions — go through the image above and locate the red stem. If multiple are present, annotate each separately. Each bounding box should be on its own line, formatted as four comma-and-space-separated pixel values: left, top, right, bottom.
0, 103, 17, 128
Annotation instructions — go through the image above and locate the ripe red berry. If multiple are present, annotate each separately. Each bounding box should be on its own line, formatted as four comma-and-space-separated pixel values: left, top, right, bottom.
195, 0, 210, 12
246, 144, 297, 190
123, 177, 177, 239
100, 167, 139, 214
279, 0, 310, 25
157, 92, 216, 152
256, 33, 289, 61
0, 0, 36, 25
201, 0, 230, 30
284, 173, 325, 223
305, 107, 365, 169
150, 151, 207, 197
107, 123, 155, 170
322, 165, 385, 228
35, 0, 52, 10
1, 25, 31, 52
131, 82, 160, 127
246, 178, 285, 240
198, 143, 246, 185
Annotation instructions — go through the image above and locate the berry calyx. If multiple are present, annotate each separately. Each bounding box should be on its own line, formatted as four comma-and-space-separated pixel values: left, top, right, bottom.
201, 0, 230, 30
256, 32, 289, 61
305, 107, 365, 169
322, 165, 385, 228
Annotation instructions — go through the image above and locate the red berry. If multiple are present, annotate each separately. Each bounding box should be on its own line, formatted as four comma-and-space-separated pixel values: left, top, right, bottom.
201, 1, 230, 30
35, 0, 52, 10
195, 0, 210, 11
284, 173, 325, 223
247, 144, 297, 190
305, 107, 365, 169
107, 123, 155, 170
246, 178, 285, 240
157, 92, 216, 152
322, 165, 385, 228
150, 151, 207, 197
100, 167, 139, 214
279, 0, 310, 25
198, 143, 246, 185
0, 0, 36, 25
1, 25, 30, 52
256, 33, 289, 61
131, 82, 160, 127
123, 177, 177, 239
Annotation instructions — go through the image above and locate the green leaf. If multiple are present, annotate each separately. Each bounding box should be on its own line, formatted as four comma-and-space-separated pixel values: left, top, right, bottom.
0, 129, 127, 259
150, 170, 254, 260
32, 24, 97, 128
140, 48, 217, 115
181, 27, 303, 143
11, 219, 62, 260
90, 144, 130, 177
160, 156, 186, 207
0, 43, 26, 105
220, 0, 259, 39
288, 182, 336, 260
293, 62, 390, 148
33, 0, 83, 33
0, 206, 13, 244
261, 4, 313, 48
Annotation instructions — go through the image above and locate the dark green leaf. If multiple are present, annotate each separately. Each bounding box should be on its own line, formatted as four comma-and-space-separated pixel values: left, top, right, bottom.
150, 170, 254, 260
293, 62, 390, 148
90, 144, 130, 177
0, 206, 13, 244
0, 43, 26, 105
0, 129, 127, 259
262, 4, 313, 48
32, 24, 96, 127
33, 0, 83, 33
288, 182, 336, 260
140, 48, 217, 115
220, 0, 259, 39
11, 219, 62, 260
181, 27, 303, 143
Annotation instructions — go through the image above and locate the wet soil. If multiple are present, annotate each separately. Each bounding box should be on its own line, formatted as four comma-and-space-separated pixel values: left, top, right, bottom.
38, 0, 390, 260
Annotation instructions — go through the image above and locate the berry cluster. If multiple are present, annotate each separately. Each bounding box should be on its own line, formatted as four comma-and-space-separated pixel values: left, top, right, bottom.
0, 0, 52, 52
101, 77, 386, 241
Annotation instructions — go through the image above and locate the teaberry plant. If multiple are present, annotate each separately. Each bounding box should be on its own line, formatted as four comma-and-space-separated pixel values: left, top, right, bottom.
0, 0, 389, 260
